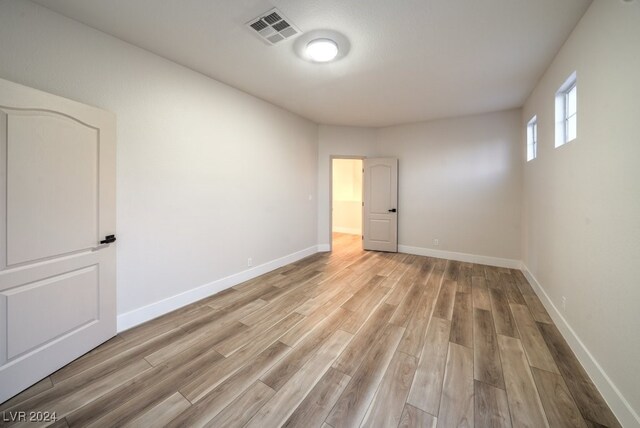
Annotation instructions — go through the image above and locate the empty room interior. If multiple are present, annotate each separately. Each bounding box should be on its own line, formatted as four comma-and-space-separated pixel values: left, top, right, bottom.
0, 0, 639, 427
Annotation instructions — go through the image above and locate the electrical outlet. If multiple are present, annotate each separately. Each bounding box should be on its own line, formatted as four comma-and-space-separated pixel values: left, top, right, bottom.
247, 258, 253, 267
561, 296, 566, 311
433, 238, 439, 246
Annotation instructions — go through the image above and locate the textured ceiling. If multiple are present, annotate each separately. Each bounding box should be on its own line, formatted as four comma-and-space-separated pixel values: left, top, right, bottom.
32, 0, 592, 126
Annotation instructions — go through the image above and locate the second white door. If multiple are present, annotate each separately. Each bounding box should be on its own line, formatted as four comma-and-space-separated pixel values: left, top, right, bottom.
363, 157, 398, 252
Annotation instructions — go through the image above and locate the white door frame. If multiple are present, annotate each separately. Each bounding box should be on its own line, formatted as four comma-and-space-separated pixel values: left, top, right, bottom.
329, 155, 365, 252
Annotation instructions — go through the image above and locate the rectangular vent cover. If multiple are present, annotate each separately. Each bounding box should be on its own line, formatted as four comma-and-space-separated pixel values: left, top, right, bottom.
246, 8, 300, 45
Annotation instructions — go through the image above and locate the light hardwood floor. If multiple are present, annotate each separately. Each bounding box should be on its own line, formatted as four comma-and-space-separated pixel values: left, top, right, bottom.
0, 233, 620, 427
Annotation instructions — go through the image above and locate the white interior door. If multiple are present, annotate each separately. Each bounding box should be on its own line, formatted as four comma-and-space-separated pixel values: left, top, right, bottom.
363, 158, 398, 252
0, 78, 116, 403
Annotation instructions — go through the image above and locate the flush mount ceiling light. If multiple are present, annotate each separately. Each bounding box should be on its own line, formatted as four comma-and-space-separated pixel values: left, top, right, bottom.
306, 38, 339, 62
294, 30, 350, 63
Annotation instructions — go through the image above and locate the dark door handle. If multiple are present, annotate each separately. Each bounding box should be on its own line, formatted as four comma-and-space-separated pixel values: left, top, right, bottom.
388, 208, 397, 212
100, 235, 116, 244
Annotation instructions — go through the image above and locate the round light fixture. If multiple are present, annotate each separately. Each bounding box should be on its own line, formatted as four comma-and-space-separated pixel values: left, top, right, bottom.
305, 38, 339, 63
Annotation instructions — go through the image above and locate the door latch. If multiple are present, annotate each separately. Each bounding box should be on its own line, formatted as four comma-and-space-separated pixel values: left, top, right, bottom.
100, 235, 117, 244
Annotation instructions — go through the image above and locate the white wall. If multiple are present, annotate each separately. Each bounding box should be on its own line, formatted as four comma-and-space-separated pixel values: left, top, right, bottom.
332, 159, 363, 235
521, 1, 640, 424
0, 0, 318, 328
378, 111, 522, 262
318, 110, 522, 264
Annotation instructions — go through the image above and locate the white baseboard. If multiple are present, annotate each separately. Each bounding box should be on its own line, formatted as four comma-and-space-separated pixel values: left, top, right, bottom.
317, 244, 331, 252
521, 264, 640, 427
398, 245, 521, 269
117, 245, 322, 332
332, 227, 361, 235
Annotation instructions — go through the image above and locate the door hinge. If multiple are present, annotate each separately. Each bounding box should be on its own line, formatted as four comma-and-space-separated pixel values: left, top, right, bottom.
362, 235, 364, 240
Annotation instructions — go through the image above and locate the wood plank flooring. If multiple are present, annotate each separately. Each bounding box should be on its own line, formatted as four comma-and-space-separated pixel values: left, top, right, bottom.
0, 233, 620, 427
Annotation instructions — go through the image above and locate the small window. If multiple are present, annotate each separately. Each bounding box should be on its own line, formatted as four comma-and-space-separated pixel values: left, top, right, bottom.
527, 115, 537, 161
555, 72, 577, 147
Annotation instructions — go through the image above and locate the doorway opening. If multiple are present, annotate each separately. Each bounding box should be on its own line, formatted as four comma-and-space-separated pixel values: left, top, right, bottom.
330, 157, 363, 252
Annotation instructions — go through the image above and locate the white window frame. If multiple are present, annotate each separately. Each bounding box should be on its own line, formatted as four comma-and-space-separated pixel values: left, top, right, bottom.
527, 115, 537, 162
555, 71, 577, 147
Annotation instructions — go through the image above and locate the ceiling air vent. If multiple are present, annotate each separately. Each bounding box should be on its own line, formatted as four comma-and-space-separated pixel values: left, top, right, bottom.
246, 8, 300, 45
